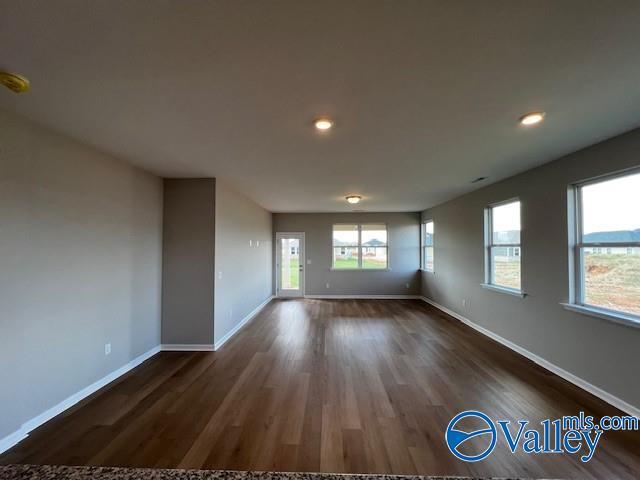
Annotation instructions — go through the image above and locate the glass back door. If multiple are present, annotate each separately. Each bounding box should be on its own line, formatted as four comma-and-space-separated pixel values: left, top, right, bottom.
276, 233, 305, 297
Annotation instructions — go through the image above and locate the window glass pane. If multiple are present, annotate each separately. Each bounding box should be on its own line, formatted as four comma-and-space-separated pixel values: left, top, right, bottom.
425, 221, 434, 246
333, 247, 358, 269
361, 224, 387, 246
581, 172, 640, 242
583, 247, 640, 316
492, 201, 520, 244
425, 246, 434, 271
333, 224, 358, 246
490, 246, 521, 290
362, 247, 387, 269
280, 238, 299, 290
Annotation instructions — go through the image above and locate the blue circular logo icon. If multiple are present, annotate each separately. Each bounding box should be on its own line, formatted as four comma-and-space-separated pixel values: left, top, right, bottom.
445, 410, 497, 462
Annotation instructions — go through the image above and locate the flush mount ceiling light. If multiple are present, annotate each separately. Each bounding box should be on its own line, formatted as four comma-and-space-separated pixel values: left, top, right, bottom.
519, 111, 545, 126
314, 117, 333, 131
346, 195, 361, 204
0, 71, 30, 94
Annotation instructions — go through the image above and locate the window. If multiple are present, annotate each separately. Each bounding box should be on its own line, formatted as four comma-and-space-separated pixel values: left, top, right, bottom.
570, 170, 640, 318
422, 220, 434, 272
484, 200, 522, 292
332, 223, 388, 269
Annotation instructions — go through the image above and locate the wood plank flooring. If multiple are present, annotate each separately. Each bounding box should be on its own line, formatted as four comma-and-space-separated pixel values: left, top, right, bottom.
1, 299, 639, 478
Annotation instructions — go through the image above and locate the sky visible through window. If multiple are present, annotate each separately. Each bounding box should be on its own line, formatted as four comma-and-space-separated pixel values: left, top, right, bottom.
333, 225, 358, 245
426, 221, 434, 235
492, 201, 520, 238
582, 172, 640, 234
333, 224, 387, 245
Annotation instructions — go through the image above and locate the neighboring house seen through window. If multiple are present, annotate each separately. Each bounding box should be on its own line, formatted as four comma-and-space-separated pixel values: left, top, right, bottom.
332, 224, 388, 269
484, 200, 522, 292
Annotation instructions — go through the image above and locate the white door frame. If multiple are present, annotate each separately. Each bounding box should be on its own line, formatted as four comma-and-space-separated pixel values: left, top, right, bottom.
275, 232, 305, 298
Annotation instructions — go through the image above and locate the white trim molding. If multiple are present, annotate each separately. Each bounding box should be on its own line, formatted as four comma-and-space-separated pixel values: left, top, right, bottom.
161, 344, 215, 351
0, 430, 29, 457
420, 296, 640, 418
213, 296, 274, 350
481, 283, 527, 298
561, 303, 640, 329
329, 268, 391, 272
0, 345, 161, 455
305, 294, 421, 300
275, 232, 306, 298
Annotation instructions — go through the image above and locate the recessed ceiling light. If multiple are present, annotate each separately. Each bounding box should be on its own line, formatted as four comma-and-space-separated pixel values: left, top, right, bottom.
314, 117, 333, 131
346, 195, 361, 204
519, 112, 545, 126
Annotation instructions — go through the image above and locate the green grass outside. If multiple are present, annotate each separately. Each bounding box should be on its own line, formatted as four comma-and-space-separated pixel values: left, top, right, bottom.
333, 257, 387, 269
283, 255, 388, 290
287, 258, 299, 289
334, 257, 358, 269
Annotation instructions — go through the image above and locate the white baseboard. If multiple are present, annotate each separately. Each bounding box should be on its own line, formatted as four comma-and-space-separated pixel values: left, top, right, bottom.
304, 294, 422, 300
420, 296, 640, 418
0, 344, 161, 455
161, 344, 215, 351
213, 296, 274, 351
0, 430, 29, 457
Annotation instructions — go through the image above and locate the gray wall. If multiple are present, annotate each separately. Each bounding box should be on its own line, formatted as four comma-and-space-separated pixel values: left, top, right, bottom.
0, 109, 163, 440
214, 180, 273, 345
421, 128, 640, 409
161, 179, 215, 345
273, 212, 420, 296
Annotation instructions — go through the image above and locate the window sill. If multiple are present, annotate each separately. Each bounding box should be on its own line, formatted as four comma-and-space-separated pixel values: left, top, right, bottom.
330, 268, 391, 272
560, 303, 640, 329
480, 283, 527, 298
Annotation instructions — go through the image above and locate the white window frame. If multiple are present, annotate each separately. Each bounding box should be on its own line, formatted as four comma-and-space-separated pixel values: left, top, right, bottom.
482, 198, 525, 297
421, 220, 434, 273
562, 168, 640, 327
331, 223, 389, 271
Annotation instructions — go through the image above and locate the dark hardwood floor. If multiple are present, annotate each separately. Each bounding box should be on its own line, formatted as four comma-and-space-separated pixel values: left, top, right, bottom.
1, 299, 638, 478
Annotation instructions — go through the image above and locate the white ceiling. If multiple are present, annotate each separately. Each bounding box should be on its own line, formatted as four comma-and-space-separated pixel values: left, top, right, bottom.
2, 1, 640, 212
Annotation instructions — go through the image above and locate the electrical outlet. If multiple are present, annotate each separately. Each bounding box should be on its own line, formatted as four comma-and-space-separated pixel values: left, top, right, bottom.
406, 283, 410, 289
256, 240, 260, 247
218, 271, 223, 279
462, 299, 467, 309
104, 343, 111, 356
326, 282, 330, 289
249, 240, 253, 247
